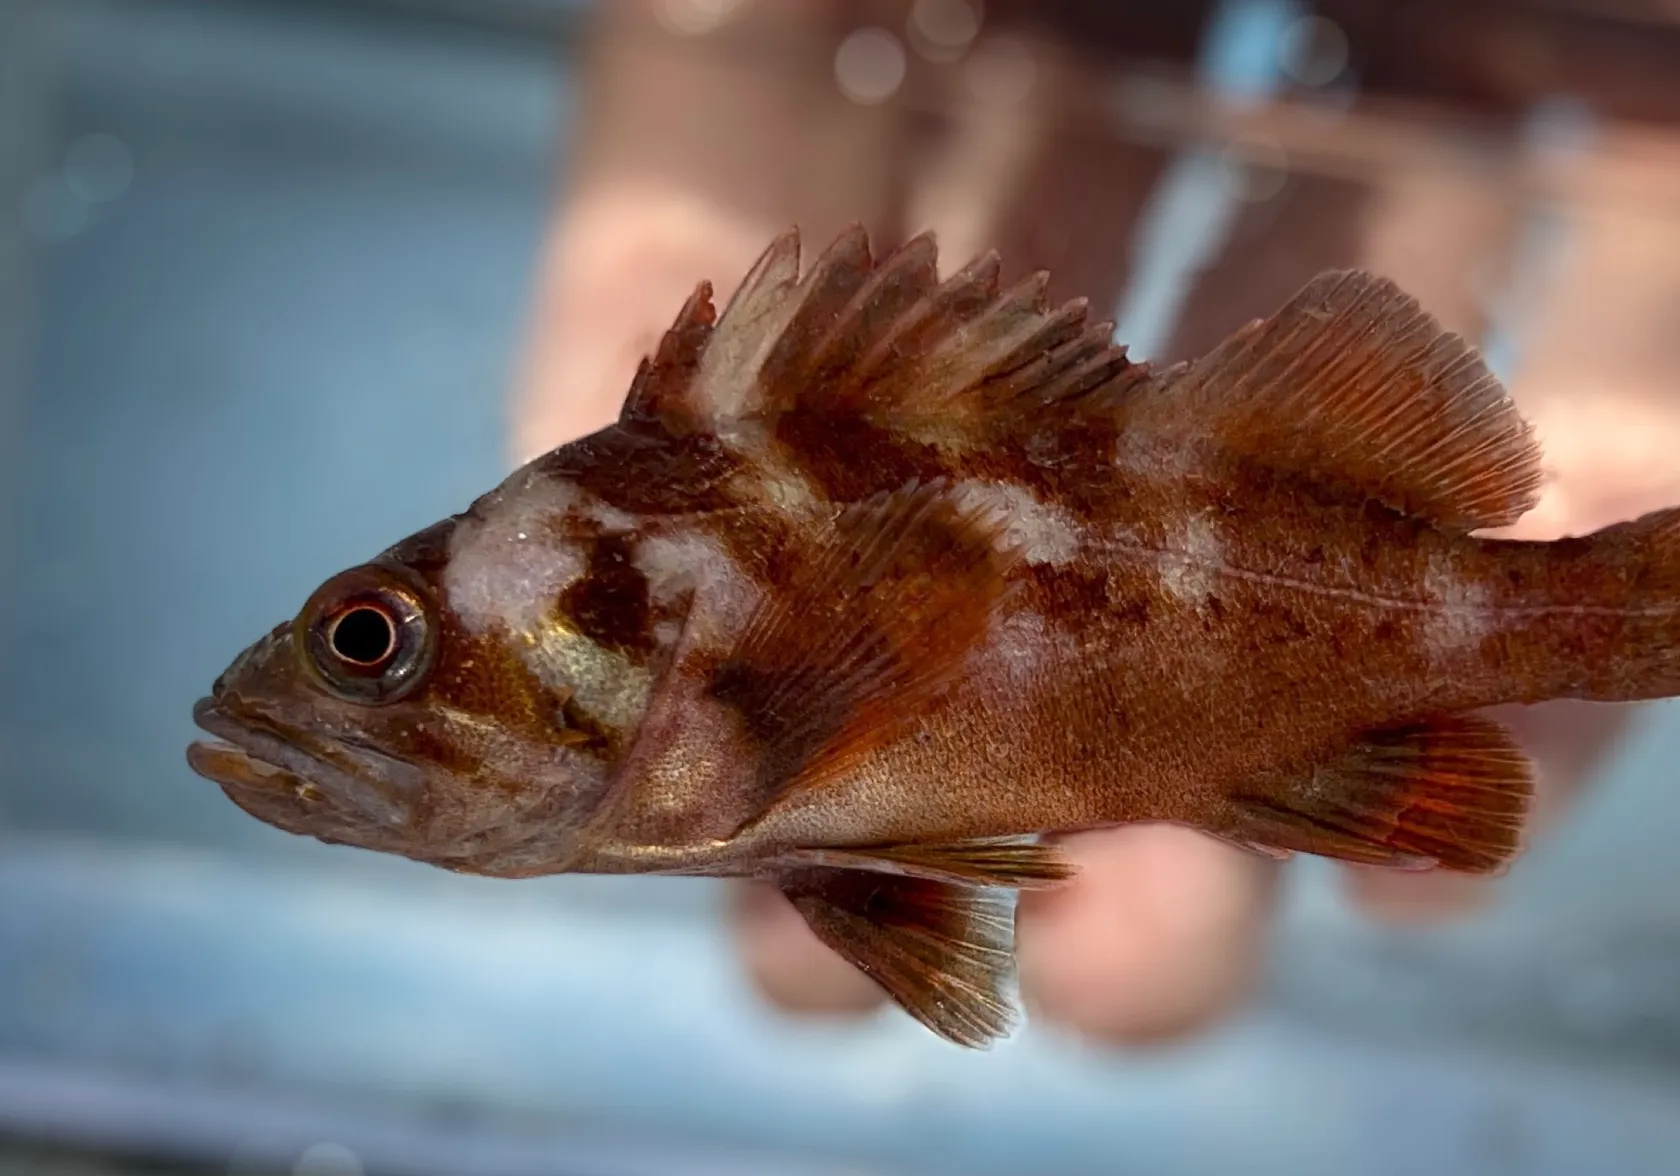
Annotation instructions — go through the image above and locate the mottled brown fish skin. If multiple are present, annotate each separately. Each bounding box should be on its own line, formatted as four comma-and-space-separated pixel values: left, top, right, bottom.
189, 225, 1680, 1046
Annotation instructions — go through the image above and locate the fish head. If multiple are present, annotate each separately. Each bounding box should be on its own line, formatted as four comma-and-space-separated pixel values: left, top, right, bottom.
187, 499, 664, 876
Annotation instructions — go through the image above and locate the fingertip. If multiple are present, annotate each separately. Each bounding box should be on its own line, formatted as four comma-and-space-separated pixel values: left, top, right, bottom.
728, 880, 886, 1017
1015, 824, 1280, 1047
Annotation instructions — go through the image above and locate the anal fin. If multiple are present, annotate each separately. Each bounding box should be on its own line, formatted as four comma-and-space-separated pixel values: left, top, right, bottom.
778, 867, 1022, 1048
1226, 713, 1535, 874
776, 838, 1076, 890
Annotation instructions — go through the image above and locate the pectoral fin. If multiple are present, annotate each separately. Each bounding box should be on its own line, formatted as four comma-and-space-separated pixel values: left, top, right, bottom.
710, 479, 1024, 809
778, 867, 1022, 1048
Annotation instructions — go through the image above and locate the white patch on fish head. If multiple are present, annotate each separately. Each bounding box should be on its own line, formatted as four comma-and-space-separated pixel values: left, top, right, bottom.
633, 530, 763, 643
444, 470, 587, 636
517, 621, 654, 734
1158, 514, 1223, 607
1422, 554, 1492, 660
952, 480, 1083, 566
444, 470, 662, 736
579, 497, 639, 534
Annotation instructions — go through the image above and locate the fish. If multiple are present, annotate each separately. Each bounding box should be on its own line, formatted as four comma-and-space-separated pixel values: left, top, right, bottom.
188, 225, 1680, 1047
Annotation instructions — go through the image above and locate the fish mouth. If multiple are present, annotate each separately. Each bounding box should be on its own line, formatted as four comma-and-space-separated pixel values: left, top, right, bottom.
189, 695, 320, 795
189, 695, 416, 827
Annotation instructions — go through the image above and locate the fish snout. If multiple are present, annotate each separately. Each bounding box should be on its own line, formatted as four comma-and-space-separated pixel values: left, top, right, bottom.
209, 620, 294, 697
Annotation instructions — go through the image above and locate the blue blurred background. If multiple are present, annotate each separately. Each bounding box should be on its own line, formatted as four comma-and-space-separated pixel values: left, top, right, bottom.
3, 0, 1680, 1172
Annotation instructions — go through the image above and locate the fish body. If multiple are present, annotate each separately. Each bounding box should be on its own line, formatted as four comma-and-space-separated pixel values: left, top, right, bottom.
190, 227, 1680, 1045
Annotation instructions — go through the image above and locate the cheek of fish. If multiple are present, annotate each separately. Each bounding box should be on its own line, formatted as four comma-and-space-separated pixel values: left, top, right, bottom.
191, 224, 1680, 1050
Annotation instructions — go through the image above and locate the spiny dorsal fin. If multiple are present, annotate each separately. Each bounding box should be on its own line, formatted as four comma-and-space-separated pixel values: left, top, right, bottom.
619, 227, 803, 435
778, 866, 1022, 1048
1127, 270, 1544, 534
709, 479, 1024, 808
619, 225, 1144, 441
620, 282, 718, 434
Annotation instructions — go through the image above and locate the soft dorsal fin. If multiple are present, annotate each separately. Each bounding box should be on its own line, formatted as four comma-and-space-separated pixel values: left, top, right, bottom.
619, 225, 1143, 441
1125, 270, 1544, 533
778, 866, 1024, 1048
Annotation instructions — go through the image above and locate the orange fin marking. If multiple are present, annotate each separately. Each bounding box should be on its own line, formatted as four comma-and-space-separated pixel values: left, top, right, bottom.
779, 867, 1021, 1048
709, 479, 1022, 807
1226, 712, 1535, 874
775, 838, 1076, 890
1129, 270, 1544, 533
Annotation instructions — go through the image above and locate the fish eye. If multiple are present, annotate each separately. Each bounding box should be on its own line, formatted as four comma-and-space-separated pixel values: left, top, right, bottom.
295, 565, 437, 704
327, 605, 397, 667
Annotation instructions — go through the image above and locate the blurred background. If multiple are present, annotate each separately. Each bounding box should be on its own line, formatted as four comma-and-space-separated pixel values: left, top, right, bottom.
3, 0, 1680, 1172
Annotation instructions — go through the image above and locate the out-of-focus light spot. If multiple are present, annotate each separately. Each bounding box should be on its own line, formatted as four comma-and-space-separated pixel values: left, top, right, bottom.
963, 35, 1036, 108
654, 0, 742, 37
294, 1142, 364, 1176
835, 28, 907, 105
64, 132, 134, 203
908, 0, 981, 63
19, 174, 87, 243
1279, 15, 1349, 87
1221, 136, 1289, 201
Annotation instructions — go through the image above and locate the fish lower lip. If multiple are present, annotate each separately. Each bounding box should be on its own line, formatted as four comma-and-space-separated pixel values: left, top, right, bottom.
190, 696, 310, 785
186, 737, 297, 790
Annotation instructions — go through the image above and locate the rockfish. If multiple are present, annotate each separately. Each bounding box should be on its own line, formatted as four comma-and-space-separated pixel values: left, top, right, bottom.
189, 227, 1680, 1046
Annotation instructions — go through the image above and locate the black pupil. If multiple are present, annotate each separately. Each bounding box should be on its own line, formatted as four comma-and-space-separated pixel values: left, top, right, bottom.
331, 606, 396, 666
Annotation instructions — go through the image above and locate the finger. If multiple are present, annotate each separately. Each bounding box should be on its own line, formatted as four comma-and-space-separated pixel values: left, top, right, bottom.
1341, 700, 1634, 922
727, 879, 886, 1017
1015, 824, 1281, 1046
